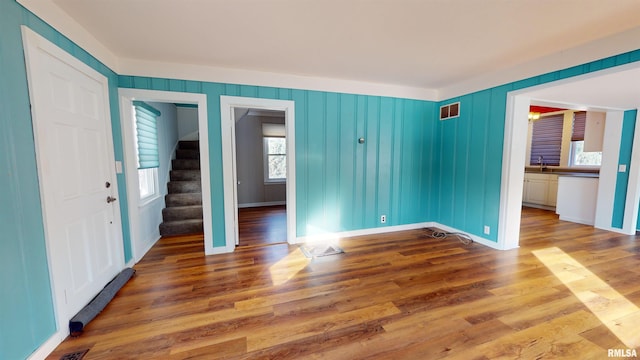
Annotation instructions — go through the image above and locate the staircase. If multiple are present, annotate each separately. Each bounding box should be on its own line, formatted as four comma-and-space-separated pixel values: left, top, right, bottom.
159, 140, 204, 236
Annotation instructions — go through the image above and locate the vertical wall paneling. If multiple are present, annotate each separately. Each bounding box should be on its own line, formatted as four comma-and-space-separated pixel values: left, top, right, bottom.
377, 97, 394, 225
305, 91, 326, 234
7, 1, 640, 356
291, 90, 307, 236
338, 94, 357, 231
365, 97, 380, 228
324, 93, 340, 232
466, 90, 492, 234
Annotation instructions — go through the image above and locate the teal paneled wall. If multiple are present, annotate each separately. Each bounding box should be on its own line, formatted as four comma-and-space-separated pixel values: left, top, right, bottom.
613, 110, 638, 228
0, 1, 131, 358
0, 3, 55, 359
4, 0, 640, 357
118, 77, 437, 245
435, 86, 510, 242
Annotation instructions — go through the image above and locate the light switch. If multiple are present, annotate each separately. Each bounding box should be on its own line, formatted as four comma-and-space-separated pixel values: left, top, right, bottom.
619, 164, 627, 173
115, 161, 123, 174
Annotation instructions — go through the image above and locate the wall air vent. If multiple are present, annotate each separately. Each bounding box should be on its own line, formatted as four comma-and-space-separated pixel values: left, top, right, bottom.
440, 102, 460, 120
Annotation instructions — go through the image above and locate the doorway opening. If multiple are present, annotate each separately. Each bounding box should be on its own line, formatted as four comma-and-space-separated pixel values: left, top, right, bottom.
118, 89, 213, 259
499, 61, 640, 250
234, 108, 288, 247
220, 97, 296, 252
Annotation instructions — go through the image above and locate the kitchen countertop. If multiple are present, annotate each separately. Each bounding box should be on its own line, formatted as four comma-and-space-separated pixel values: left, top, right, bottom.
524, 166, 599, 178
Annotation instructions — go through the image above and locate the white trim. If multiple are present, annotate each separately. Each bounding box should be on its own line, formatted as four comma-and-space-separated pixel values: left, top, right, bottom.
17, 1, 640, 102
238, 201, 286, 208
622, 109, 640, 233
432, 223, 503, 250
122, 58, 438, 101
498, 94, 530, 250
295, 222, 501, 250
296, 222, 434, 244
21, 26, 125, 357
220, 96, 296, 252
118, 89, 213, 258
595, 111, 624, 231
27, 332, 66, 360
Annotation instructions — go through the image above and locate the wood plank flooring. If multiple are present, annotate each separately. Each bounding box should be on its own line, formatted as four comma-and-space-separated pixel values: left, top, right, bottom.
48, 207, 640, 359
238, 205, 286, 247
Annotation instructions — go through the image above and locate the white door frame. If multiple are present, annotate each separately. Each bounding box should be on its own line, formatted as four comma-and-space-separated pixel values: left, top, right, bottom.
220, 96, 296, 252
118, 89, 214, 257
499, 63, 640, 249
21, 26, 125, 354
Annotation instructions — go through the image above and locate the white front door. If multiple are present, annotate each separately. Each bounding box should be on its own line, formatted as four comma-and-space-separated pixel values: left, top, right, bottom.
22, 27, 124, 332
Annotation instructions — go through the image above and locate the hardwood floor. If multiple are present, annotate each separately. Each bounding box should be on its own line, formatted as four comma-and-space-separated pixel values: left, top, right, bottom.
238, 205, 286, 247
48, 207, 640, 359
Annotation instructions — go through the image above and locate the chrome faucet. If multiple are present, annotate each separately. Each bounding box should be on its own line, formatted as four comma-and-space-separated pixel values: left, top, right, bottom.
538, 155, 544, 171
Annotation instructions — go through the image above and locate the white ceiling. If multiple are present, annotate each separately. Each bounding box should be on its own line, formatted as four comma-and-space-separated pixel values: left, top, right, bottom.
47, 0, 640, 91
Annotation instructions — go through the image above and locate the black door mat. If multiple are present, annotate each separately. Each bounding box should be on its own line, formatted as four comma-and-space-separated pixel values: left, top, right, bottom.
60, 349, 89, 360
300, 243, 344, 258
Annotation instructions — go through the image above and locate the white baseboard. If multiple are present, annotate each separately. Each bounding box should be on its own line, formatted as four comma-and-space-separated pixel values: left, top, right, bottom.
133, 235, 161, 263
294, 221, 503, 250
293, 222, 433, 244
238, 201, 286, 208
207, 220, 508, 254
28, 330, 66, 360
206, 243, 235, 255
430, 222, 504, 250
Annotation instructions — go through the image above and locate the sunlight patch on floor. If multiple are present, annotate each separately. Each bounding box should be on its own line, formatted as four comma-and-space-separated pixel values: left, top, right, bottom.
268, 248, 310, 286
533, 247, 640, 348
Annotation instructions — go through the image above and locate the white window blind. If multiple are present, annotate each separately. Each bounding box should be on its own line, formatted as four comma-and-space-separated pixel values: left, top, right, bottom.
262, 123, 285, 137
572, 111, 586, 141
133, 101, 160, 169
530, 114, 563, 166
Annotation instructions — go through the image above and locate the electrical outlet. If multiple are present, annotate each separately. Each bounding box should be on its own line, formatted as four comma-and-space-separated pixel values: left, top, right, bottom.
380, 215, 387, 224
483, 225, 490, 235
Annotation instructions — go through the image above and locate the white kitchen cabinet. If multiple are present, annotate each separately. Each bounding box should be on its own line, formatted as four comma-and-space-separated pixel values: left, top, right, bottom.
547, 177, 558, 206
523, 173, 558, 207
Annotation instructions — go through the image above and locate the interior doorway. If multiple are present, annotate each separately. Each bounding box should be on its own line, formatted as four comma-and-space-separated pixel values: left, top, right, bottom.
220, 96, 296, 252
500, 61, 640, 250
118, 88, 213, 257
234, 108, 288, 247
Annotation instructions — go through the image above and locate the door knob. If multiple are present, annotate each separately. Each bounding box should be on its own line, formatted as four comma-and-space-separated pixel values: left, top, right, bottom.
107, 196, 117, 203
105, 181, 111, 188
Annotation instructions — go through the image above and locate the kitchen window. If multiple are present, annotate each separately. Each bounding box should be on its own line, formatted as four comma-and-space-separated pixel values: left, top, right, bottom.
530, 113, 563, 167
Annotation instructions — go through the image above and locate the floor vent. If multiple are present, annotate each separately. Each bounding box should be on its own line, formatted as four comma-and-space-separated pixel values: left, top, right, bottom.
300, 244, 344, 258
59, 349, 89, 360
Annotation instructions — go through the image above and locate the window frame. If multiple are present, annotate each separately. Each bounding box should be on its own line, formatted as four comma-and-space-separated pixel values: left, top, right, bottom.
569, 140, 602, 167
137, 167, 159, 203
263, 136, 286, 184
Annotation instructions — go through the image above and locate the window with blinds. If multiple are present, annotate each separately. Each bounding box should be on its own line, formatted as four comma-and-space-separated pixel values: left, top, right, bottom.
572, 111, 586, 141
132, 101, 161, 200
570, 111, 601, 166
530, 114, 563, 166
133, 101, 160, 169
